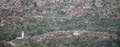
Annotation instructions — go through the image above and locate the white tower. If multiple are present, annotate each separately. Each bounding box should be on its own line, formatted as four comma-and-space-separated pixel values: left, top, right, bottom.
21, 31, 25, 38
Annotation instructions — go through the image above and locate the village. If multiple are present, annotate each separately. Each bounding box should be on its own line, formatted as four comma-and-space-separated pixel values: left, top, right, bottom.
8, 30, 118, 46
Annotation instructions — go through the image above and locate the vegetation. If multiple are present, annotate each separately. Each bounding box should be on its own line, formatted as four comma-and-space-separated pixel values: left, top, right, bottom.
0, 0, 120, 47
21, 37, 114, 47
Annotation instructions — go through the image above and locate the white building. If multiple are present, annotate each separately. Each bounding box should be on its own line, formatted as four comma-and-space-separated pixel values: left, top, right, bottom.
73, 30, 89, 36
73, 31, 80, 36
16, 31, 25, 39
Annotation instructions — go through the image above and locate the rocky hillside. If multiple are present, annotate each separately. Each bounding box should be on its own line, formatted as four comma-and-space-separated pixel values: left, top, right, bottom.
0, 0, 120, 18
0, 0, 120, 47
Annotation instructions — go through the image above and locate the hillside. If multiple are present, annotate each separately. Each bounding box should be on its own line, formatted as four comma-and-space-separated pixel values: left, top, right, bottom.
0, 0, 120, 47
